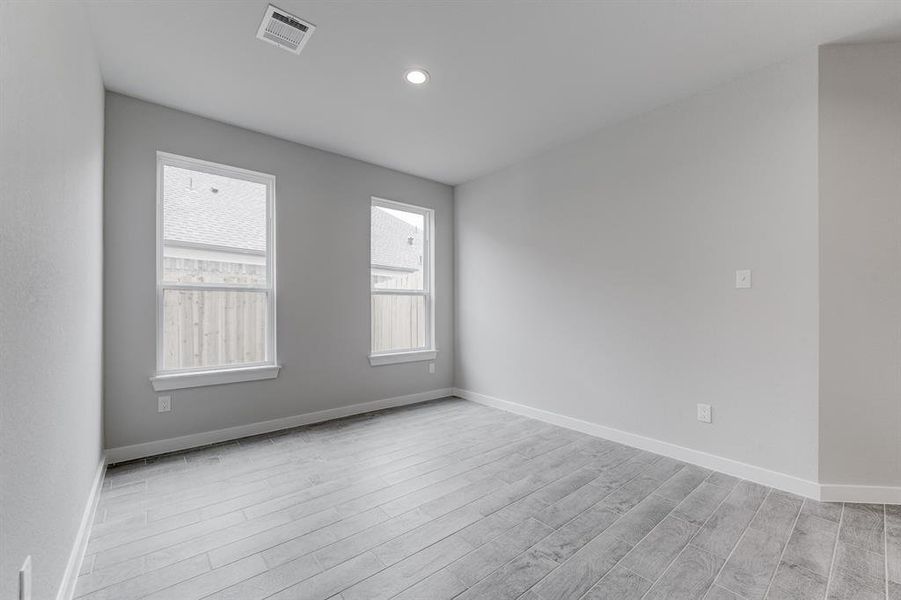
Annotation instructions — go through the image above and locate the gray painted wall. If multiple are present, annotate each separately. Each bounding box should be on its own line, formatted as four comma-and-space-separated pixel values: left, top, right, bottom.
819, 43, 901, 487
104, 93, 454, 449
455, 52, 820, 481
0, 3, 105, 598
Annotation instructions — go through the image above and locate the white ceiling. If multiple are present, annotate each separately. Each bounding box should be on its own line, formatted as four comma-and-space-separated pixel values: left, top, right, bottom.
85, 1, 901, 185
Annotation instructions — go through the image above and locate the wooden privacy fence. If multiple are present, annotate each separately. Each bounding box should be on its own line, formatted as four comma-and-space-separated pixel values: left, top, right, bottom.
162, 289, 267, 370
162, 258, 267, 370
162, 258, 425, 368
370, 293, 426, 353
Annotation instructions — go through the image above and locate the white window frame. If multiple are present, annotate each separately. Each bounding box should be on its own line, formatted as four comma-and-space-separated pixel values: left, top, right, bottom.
369, 197, 437, 366
150, 151, 279, 391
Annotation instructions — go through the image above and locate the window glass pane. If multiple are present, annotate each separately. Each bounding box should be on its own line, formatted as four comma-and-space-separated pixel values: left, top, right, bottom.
163, 165, 267, 284
371, 205, 424, 290
371, 294, 426, 353
162, 289, 267, 370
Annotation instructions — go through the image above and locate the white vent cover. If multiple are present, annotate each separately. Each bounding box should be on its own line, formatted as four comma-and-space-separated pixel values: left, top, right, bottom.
256, 5, 316, 54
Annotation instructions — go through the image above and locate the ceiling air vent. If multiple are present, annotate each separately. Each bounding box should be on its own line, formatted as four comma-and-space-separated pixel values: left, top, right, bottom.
256, 5, 316, 54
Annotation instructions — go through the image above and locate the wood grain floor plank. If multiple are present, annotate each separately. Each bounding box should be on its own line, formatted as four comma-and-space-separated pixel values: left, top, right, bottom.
714, 527, 784, 600
886, 504, 901, 584
766, 561, 828, 600
449, 518, 554, 586
619, 514, 698, 581
781, 512, 839, 578
581, 565, 651, 600
644, 544, 724, 600
531, 531, 632, 600
838, 503, 885, 556
74, 399, 896, 600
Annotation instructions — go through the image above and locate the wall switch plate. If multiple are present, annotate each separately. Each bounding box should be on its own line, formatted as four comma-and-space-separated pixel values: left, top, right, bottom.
19, 555, 31, 600
158, 395, 171, 413
697, 403, 712, 424
735, 269, 752, 289
428, 362, 435, 374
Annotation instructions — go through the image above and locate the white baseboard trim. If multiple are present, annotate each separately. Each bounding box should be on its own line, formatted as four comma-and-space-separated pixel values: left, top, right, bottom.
454, 387, 825, 501
819, 483, 901, 504
56, 455, 106, 600
106, 388, 455, 464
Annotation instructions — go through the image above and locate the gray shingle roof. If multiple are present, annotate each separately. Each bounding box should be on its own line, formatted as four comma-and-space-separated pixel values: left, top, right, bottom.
163, 166, 421, 270
370, 206, 423, 271
163, 166, 267, 252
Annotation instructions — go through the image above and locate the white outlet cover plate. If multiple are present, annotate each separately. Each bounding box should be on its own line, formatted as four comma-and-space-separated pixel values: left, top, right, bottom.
697, 403, 712, 423
735, 269, 752, 289
158, 395, 171, 412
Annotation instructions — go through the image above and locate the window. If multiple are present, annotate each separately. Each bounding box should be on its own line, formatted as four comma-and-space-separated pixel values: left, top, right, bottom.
370, 198, 436, 365
151, 152, 279, 390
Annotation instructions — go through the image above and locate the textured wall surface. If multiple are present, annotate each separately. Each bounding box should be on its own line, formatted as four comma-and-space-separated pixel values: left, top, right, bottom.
0, 2, 105, 598
104, 93, 454, 449
819, 43, 901, 487
456, 52, 820, 481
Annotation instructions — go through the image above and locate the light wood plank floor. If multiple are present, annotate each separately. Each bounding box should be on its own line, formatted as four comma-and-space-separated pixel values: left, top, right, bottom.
77, 398, 901, 600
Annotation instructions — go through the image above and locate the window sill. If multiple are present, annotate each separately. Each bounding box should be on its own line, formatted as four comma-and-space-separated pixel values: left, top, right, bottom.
369, 350, 437, 366
150, 364, 281, 391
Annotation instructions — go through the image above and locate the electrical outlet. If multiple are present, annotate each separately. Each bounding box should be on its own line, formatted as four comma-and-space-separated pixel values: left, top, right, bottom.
697, 403, 712, 424
428, 362, 435, 374
19, 555, 31, 600
158, 395, 171, 413
735, 269, 752, 289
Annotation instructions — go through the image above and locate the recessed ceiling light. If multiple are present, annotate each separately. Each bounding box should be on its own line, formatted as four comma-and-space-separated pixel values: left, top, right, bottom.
404, 69, 430, 85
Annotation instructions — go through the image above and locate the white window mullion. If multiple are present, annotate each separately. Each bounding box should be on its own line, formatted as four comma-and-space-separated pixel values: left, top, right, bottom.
369, 289, 428, 296
162, 283, 270, 293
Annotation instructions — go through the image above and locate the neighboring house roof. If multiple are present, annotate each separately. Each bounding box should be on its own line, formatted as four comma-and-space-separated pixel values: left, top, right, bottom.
163, 166, 267, 252
371, 206, 423, 271
164, 166, 422, 269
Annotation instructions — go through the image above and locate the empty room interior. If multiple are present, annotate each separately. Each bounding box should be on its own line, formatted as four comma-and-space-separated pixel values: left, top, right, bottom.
7, 1, 901, 599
